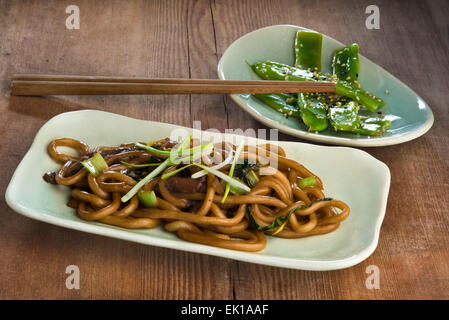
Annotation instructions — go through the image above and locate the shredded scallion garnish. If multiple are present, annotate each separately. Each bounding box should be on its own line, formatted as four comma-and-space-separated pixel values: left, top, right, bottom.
192, 163, 250, 194
121, 137, 213, 203
161, 164, 193, 180
120, 161, 160, 168
221, 140, 245, 203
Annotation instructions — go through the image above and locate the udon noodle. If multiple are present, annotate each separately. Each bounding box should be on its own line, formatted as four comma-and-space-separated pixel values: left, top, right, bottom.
43, 137, 349, 252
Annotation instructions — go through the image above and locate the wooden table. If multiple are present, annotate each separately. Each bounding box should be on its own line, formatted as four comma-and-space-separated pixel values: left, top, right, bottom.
1, 0, 448, 300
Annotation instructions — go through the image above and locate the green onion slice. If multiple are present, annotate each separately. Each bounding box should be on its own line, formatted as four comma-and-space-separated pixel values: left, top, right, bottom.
298, 176, 317, 189
81, 152, 108, 177
138, 190, 158, 208
245, 169, 259, 188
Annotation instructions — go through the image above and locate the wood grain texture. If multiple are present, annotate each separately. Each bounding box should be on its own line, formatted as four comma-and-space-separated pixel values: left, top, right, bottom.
0, 0, 448, 299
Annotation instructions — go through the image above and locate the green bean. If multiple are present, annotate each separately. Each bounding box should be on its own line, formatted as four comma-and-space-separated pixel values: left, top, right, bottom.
253, 93, 300, 118
332, 44, 360, 84
250, 61, 385, 112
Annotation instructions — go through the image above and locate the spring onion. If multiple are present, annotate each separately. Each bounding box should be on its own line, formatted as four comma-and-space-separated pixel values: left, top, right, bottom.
245, 169, 259, 188
221, 140, 245, 203
121, 157, 171, 202
220, 179, 247, 195
81, 152, 108, 177
120, 161, 160, 168
170, 136, 191, 162
138, 190, 158, 207
298, 176, 317, 188
135, 142, 173, 156
161, 164, 193, 180
136, 139, 210, 161
191, 145, 234, 179
121, 138, 213, 203
173, 143, 213, 164
192, 163, 250, 194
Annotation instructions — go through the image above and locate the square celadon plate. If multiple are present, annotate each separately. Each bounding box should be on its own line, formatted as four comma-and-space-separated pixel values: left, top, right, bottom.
217, 25, 434, 147
6, 110, 390, 270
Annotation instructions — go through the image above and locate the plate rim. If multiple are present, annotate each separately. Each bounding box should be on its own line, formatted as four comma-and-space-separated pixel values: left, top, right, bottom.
5, 109, 391, 271
217, 24, 434, 147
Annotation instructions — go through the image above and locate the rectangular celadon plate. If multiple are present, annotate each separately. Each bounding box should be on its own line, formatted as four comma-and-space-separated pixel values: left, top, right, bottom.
217, 25, 434, 147
5, 110, 390, 270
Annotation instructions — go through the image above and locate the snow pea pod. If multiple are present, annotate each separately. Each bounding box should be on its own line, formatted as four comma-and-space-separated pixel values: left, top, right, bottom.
250, 61, 385, 112
294, 30, 328, 131
297, 93, 329, 131
295, 31, 322, 71
332, 44, 359, 83
329, 101, 390, 135
253, 93, 300, 118
352, 116, 391, 136
328, 101, 360, 131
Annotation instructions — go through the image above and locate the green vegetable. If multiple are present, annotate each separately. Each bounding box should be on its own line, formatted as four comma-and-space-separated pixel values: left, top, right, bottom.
250, 61, 385, 112
297, 93, 329, 131
136, 140, 211, 161
81, 152, 108, 177
193, 163, 250, 194
352, 116, 391, 136
328, 102, 391, 135
335, 81, 385, 112
253, 93, 300, 118
294, 31, 329, 131
295, 31, 323, 71
221, 178, 247, 195
120, 161, 160, 168
135, 142, 173, 156
138, 190, 158, 208
328, 101, 360, 131
298, 176, 317, 189
161, 164, 193, 180
332, 44, 359, 83
234, 159, 260, 180
122, 137, 212, 203
248, 206, 292, 231
121, 157, 171, 203
245, 169, 259, 188
222, 140, 246, 203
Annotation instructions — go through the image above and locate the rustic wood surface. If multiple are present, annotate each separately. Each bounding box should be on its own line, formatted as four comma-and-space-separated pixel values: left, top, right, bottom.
0, 0, 448, 300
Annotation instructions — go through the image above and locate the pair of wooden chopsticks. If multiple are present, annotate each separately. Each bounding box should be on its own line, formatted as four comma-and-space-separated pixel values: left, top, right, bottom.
10, 74, 336, 96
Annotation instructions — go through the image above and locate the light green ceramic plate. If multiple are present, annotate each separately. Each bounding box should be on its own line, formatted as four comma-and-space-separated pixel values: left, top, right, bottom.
6, 110, 390, 270
217, 25, 434, 147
